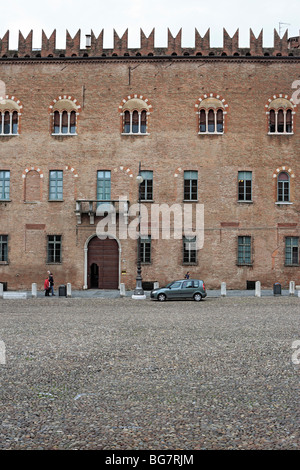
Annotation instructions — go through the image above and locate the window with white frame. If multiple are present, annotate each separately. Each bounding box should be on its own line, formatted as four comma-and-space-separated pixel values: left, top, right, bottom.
51, 98, 79, 135
184, 171, 198, 201
0, 97, 20, 136
238, 171, 252, 201
122, 98, 150, 135
197, 97, 225, 134
267, 97, 294, 134
277, 172, 290, 202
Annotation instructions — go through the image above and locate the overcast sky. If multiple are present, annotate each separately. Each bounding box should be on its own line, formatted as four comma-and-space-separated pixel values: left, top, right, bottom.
1, 0, 300, 50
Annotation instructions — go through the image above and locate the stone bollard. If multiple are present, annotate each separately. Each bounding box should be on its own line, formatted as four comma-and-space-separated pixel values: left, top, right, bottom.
153, 282, 159, 289
120, 283, 126, 297
221, 282, 226, 297
255, 281, 261, 297
32, 283, 37, 298
67, 283, 72, 298
289, 281, 295, 296
0, 283, 3, 299
296, 286, 300, 298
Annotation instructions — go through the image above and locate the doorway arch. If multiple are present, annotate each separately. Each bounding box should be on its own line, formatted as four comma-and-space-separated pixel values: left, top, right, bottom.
84, 234, 121, 289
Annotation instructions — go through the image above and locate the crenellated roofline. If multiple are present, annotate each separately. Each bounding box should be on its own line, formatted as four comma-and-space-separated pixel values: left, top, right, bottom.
0, 28, 299, 59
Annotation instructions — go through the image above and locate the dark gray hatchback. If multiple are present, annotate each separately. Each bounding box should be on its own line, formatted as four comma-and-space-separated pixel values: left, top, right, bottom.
150, 279, 207, 302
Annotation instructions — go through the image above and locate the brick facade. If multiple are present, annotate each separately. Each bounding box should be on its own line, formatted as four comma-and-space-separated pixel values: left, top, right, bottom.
0, 28, 299, 290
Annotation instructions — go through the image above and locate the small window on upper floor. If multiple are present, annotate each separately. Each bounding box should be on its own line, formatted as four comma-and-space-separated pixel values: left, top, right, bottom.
196, 95, 227, 135
267, 97, 295, 135
120, 96, 151, 135
0, 98, 21, 136
50, 96, 81, 136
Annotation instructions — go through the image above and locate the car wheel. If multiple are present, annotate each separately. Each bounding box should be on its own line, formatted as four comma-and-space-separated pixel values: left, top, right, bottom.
158, 293, 166, 302
193, 293, 202, 301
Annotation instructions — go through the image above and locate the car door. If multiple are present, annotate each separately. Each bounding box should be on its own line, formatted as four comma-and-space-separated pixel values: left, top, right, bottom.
181, 280, 195, 299
168, 281, 183, 299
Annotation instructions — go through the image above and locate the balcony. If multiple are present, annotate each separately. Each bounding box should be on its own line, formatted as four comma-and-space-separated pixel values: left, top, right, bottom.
75, 199, 129, 225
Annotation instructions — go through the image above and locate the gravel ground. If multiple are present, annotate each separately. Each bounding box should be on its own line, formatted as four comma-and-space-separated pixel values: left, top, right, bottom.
0, 295, 299, 450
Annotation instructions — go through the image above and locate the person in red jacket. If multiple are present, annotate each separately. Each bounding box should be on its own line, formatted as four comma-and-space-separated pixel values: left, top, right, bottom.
44, 278, 50, 296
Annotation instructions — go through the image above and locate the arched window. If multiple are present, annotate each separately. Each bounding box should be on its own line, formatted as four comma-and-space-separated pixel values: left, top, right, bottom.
50, 97, 81, 135
0, 99, 21, 136
121, 98, 150, 135
197, 96, 226, 134
277, 172, 290, 202
267, 97, 294, 134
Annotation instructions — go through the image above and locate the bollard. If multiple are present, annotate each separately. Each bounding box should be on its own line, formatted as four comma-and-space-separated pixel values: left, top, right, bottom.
32, 283, 37, 298
296, 286, 300, 298
120, 283, 126, 297
153, 282, 159, 289
67, 283, 72, 298
221, 282, 226, 297
0, 283, 3, 299
255, 281, 261, 297
289, 281, 295, 296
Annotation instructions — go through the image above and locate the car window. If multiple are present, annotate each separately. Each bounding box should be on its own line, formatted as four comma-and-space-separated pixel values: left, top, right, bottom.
170, 281, 182, 289
182, 281, 193, 288
193, 280, 199, 287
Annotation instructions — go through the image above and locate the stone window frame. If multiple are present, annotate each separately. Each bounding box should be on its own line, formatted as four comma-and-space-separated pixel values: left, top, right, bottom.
0, 95, 23, 136
49, 95, 81, 136
119, 94, 153, 136
265, 94, 297, 135
273, 166, 295, 205
195, 93, 228, 135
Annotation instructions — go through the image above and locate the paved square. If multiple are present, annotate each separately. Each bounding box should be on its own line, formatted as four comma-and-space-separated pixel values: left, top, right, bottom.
0, 296, 299, 449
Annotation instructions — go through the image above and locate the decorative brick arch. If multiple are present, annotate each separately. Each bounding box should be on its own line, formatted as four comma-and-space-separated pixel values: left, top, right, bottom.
272, 165, 296, 202
48, 95, 82, 114
118, 94, 153, 114
48, 95, 82, 135
265, 94, 297, 133
195, 93, 228, 134
113, 165, 134, 178
0, 95, 24, 134
22, 166, 43, 202
118, 94, 153, 134
65, 165, 79, 178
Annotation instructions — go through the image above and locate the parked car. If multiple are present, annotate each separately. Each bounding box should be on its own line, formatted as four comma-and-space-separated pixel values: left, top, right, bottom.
150, 279, 207, 301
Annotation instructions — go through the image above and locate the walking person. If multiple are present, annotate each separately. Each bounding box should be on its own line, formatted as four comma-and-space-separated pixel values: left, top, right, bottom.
48, 271, 55, 296
44, 277, 50, 296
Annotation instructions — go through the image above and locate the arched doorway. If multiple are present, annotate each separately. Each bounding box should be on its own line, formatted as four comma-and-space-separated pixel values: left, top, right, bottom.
87, 236, 119, 289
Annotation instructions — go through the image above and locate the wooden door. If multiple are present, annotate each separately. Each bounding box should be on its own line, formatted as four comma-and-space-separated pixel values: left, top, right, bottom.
87, 236, 119, 289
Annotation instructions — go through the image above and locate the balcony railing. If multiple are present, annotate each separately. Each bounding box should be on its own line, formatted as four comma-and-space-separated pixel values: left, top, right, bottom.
75, 199, 129, 224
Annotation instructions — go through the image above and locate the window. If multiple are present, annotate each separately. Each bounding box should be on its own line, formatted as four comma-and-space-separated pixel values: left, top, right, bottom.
53, 110, 76, 135
0, 97, 21, 136
0, 235, 8, 262
267, 98, 294, 134
184, 171, 198, 201
183, 236, 197, 263
238, 171, 252, 201
140, 235, 151, 263
97, 171, 111, 210
121, 96, 151, 135
49, 171, 63, 200
47, 235, 62, 263
197, 96, 225, 134
50, 97, 80, 135
0, 171, 10, 200
285, 237, 299, 265
277, 172, 290, 202
238, 236, 252, 265
140, 171, 153, 200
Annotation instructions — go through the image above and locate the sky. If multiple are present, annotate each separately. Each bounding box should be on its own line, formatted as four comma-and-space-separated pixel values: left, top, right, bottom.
1, 0, 300, 50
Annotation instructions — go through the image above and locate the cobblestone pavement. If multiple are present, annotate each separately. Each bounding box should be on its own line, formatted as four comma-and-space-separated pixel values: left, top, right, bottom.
0, 295, 299, 450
